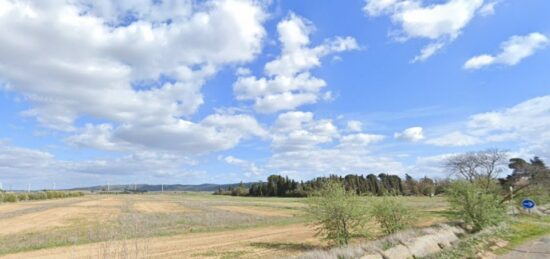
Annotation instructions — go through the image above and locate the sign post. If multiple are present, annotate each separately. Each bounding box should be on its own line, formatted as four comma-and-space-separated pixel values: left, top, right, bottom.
522, 199, 536, 214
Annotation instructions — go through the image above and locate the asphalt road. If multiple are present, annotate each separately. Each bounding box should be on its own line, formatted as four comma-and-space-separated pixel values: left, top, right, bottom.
499, 235, 550, 259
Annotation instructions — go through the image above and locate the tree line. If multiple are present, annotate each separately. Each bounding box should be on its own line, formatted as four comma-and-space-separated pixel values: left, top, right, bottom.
214, 173, 449, 197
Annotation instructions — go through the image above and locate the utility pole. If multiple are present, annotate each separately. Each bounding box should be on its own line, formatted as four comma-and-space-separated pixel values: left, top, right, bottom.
107, 182, 110, 192
27, 183, 31, 193
161, 184, 164, 193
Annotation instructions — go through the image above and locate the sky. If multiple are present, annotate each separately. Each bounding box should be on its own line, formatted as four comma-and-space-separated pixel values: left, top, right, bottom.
0, 0, 549, 190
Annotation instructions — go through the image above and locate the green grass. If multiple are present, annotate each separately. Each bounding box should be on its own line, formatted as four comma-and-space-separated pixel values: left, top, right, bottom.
495, 216, 550, 254
192, 250, 249, 258
426, 215, 550, 258
250, 242, 318, 251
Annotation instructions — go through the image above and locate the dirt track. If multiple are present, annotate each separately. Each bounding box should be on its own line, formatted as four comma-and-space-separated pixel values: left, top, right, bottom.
0, 223, 319, 259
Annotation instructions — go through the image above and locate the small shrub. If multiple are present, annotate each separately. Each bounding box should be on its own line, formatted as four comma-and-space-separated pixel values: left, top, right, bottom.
17, 193, 29, 201
370, 197, 416, 235
446, 180, 506, 232
306, 180, 367, 246
4, 193, 17, 203
29, 192, 48, 200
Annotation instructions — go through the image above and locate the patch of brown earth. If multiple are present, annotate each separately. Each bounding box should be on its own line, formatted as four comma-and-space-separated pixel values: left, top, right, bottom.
133, 201, 192, 213
214, 205, 301, 217
0, 197, 121, 236
0, 224, 320, 259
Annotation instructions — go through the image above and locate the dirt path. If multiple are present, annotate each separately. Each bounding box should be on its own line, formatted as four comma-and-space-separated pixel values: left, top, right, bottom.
0, 223, 319, 259
499, 235, 550, 259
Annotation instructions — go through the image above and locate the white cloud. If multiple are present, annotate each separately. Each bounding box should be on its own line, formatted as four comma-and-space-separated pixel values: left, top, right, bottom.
339, 133, 385, 147
271, 111, 339, 152
394, 126, 424, 142
412, 42, 445, 63
0, 140, 54, 171
235, 67, 252, 76
222, 155, 263, 177
364, 0, 486, 61
346, 120, 363, 132
0, 0, 268, 155
268, 149, 403, 179
467, 96, 550, 148
426, 131, 480, 146
407, 153, 455, 178
425, 95, 550, 162
67, 113, 266, 154
265, 112, 393, 178
478, 1, 499, 16
464, 32, 549, 69
0, 140, 199, 188
233, 13, 358, 113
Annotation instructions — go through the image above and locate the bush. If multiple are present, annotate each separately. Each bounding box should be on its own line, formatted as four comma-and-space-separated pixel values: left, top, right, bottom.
446, 181, 506, 232
370, 197, 416, 235
306, 180, 367, 245
28, 192, 48, 200
17, 193, 29, 201
4, 193, 17, 203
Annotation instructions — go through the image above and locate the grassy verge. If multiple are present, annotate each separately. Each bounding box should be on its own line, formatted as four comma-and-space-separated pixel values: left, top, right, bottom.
425, 215, 550, 259
496, 215, 550, 254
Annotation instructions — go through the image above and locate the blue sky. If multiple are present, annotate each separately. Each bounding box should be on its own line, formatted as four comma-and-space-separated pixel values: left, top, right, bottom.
0, 0, 549, 189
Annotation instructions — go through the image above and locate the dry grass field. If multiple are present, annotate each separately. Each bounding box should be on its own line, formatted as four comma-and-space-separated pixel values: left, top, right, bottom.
0, 193, 449, 258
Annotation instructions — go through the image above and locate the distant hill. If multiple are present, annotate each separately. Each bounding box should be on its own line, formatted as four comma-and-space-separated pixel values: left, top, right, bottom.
66, 183, 255, 192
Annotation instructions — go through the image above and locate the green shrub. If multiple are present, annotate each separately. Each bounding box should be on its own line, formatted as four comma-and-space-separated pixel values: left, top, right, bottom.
4, 193, 17, 203
28, 192, 48, 200
446, 180, 506, 232
370, 197, 416, 235
17, 193, 29, 201
306, 180, 367, 245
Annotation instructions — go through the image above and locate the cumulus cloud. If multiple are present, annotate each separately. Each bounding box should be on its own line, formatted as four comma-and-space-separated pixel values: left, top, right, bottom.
0, 0, 268, 155
346, 120, 363, 132
394, 127, 424, 142
364, 0, 486, 61
478, 1, 499, 16
425, 95, 550, 161
67, 113, 266, 154
426, 131, 480, 146
464, 33, 549, 69
0, 140, 199, 188
233, 13, 358, 113
222, 156, 263, 177
265, 111, 393, 178
339, 133, 385, 148
271, 111, 339, 152
406, 153, 455, 178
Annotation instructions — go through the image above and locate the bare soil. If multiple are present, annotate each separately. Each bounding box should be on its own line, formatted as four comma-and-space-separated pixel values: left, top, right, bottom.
0, 224, 319, 259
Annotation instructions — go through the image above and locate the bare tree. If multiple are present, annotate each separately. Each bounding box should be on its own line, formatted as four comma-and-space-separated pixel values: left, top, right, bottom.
445, 149, 508, 189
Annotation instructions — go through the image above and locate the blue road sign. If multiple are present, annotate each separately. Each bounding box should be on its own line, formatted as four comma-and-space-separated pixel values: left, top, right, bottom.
522, 199, 536, 209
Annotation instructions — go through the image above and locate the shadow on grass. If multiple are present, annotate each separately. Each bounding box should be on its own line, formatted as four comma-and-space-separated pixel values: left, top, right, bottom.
250, 242, 318, 251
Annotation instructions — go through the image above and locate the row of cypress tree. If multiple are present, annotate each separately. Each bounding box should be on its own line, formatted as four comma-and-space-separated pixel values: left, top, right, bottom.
215, 173, 447, 197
